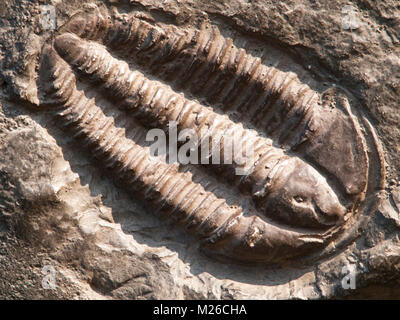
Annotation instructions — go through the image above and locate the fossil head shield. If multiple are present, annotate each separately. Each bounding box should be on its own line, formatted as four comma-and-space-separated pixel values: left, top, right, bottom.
37, 9, 385, 266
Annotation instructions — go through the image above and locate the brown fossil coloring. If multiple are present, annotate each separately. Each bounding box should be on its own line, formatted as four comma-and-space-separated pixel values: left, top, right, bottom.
52, 32, 345, 230
36, 9, 385, 265
64, 10, 369, 197
40, 45, 337, 264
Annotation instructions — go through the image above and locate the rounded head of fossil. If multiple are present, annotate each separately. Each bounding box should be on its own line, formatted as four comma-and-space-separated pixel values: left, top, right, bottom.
262, 157, 346, 229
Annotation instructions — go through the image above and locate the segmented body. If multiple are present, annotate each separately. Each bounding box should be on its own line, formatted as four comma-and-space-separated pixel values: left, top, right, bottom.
53, 33, 295, 208
41, 46, 315, 264
65, 12, 369, 196
33, 7, 386, 265
42, 46, 244, 237
67, 12, 318, 147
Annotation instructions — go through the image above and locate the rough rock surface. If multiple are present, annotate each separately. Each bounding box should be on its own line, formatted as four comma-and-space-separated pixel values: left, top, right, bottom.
0, 0, 399, 299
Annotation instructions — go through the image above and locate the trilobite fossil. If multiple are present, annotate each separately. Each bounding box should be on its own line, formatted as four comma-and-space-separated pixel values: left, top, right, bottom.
52, 32, 346, 229
63, 9, 371, 197
37, 8, 384, 265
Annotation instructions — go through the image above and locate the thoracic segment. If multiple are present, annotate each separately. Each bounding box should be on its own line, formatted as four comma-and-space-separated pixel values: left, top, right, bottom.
53, 33, 346, 229
41, 45, 326, 264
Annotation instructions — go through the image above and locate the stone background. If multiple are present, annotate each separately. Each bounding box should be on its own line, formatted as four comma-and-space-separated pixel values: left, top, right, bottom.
0, 0, 399, 299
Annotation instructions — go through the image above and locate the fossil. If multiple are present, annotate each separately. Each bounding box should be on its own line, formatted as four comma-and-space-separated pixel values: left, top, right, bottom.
52, 33, 345, 230
40, 45, 331, 264
37, 9, 385, 265
64, 9, 369, 197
